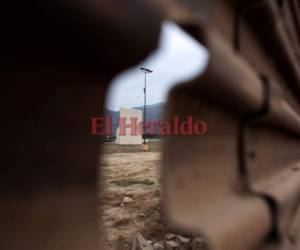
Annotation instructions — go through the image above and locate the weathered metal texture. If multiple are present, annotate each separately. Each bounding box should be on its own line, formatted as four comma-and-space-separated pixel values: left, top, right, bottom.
163, 0, 300, 250
1, 0, 300, 250
0, 1, 162, 250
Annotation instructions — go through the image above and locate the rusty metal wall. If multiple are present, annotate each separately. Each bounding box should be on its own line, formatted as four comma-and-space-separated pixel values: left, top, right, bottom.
1, 1, 300, 250
163, 0, 300, 250
0, 1, 162, 250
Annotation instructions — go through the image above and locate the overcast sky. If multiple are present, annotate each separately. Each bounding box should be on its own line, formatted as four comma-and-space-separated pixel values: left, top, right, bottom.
106, 21, 209, 111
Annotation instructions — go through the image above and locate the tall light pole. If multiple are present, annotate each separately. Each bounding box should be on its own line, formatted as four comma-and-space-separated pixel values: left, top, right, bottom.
140, 67, 153, 145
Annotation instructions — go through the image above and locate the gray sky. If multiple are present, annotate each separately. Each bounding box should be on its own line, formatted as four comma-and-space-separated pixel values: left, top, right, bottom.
106, 21, 209, 111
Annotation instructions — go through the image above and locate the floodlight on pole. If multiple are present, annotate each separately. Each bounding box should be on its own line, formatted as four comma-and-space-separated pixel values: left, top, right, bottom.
140, 67, 153, 145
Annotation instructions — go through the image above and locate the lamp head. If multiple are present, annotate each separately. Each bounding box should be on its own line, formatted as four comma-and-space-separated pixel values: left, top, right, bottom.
140, 67, 153, 74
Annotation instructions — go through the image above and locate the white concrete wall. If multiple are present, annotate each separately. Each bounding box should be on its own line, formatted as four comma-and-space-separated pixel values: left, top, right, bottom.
116, 108, 143, 145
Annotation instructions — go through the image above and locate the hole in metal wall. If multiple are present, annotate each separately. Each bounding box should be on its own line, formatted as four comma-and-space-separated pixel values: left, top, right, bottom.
100, 20, 209, 250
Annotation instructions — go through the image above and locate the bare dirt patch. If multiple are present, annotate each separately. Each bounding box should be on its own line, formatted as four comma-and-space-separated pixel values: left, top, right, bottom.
100, 141, 167, 250
100, 141, 207, 250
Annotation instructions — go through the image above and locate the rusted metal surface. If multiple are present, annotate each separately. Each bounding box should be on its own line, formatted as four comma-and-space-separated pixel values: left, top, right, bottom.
0, 1, 162, 250
163, 0, 300, 250
1, 0, 300, 250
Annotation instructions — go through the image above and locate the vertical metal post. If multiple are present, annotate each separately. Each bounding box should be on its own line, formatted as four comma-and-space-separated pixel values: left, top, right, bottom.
140, 67, 153, 145
143, 72, 147, 144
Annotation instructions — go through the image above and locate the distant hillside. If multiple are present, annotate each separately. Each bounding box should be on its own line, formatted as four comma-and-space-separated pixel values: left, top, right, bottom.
133, 102, 165, 121
105, 102, 165, 135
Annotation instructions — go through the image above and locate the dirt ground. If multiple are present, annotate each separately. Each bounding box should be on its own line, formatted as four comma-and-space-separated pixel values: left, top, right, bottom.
100, 141, 168, 250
